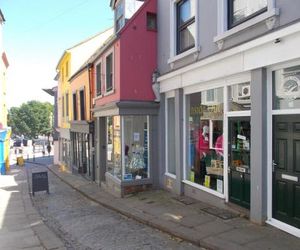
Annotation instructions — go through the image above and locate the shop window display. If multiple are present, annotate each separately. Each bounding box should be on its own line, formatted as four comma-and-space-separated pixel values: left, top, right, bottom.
186, 88, 224, 193
124, 116, 149, 180
106, 116, 122, 179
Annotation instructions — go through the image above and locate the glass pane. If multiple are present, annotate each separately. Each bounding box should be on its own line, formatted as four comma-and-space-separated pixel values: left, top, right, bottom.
273, 65, 300, 110
233, 0, 267, 24
124, 116, 149, 180
228, 82, 251, 111
107, 116, 122, 179
186, 88, 224, 193
179, 22, 195, 52
229, 120, 251, 171
167, 98, 176, 175
178, 0, 195, 25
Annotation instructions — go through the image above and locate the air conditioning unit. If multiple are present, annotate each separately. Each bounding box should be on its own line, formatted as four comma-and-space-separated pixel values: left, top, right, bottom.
239, 85, 251, 98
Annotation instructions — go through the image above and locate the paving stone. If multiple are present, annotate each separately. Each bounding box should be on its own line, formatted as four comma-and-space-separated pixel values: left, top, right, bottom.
202, 235, 251, 250
194, 219, 234, 239
179, 214, 215, 228
216, 226, 267, 245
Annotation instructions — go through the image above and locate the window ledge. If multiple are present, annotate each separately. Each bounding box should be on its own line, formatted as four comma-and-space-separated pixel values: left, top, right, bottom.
94, 95, 103, 101
104, 89, 115, 96
168, 47, 201, 64
214, 8, 280, 43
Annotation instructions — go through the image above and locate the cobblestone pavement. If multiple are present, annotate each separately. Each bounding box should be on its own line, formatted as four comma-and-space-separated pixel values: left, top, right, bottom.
27, 164, 202, 250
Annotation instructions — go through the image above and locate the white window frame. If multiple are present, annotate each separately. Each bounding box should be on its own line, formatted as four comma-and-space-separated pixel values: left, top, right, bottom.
104, 48, 115, 96
214, 0, 278, 43
94, 58, 103, 98
168, 0, 200, 64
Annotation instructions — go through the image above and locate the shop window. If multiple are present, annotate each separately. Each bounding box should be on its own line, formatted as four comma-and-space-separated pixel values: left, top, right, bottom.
176, 0, 196, 54
79, 89, 85, 120
73, 93, 77, 120
107, 116, 122, 179
123, 116, 149, 180
147, 12, 157, 31
166, 98, 176, 175
106, 53, 113, 92
273, 65, 300, 110
96, 63, 102, 96
186, 88, 224, 193
228, 0, 267, 29
228, 82, 251, 111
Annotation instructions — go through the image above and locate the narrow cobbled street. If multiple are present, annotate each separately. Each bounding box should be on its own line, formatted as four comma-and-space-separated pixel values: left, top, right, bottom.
27, 162, 201, 250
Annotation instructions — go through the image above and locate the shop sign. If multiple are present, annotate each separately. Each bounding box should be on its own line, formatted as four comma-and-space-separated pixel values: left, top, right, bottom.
32, 171, 49, 196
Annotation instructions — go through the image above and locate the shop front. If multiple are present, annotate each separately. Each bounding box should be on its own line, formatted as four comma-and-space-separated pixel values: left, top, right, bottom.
70, 121, 95, 180
267, 63, 300, 235
163, 73, 253, 209
94, 102, 159, 197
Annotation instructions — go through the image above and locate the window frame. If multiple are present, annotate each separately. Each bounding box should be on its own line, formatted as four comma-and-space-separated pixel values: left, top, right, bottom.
168, 0, 199, 64
96, 62, 102, 97
214, 0, 278, 43
176, 0, 196, 54
228, 0, 268, 29
79, 89, 85, 120
105, 52, 114, 94
73, 92, 77, 121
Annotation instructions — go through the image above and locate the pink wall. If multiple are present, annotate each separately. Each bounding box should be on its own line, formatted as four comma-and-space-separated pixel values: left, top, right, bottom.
119, 0, 157, 101
94, 40, 121, 107
94, 0, 157, 109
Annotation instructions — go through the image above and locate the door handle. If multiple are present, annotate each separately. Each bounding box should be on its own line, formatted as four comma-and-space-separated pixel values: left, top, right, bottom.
272, 160, 277, 172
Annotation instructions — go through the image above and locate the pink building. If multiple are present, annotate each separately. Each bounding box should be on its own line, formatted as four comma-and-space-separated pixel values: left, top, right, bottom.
90, 0, 159, 197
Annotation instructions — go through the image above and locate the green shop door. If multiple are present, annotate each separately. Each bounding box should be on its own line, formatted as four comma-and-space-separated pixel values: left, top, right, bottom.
273, 115, 300, 229
228, 117, 251, 209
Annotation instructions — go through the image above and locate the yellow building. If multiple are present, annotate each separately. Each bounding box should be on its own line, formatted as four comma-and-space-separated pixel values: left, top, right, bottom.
56, 28, 113, 168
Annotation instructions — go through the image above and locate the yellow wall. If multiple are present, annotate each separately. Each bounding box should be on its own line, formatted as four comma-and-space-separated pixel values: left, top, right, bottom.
57, 52, 72, 129
0, 63, 7, 128
70, 68, 91, 121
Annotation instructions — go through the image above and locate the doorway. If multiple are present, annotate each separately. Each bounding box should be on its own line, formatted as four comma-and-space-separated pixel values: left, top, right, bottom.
228, 117, 251, 209
273, 115, 300, 229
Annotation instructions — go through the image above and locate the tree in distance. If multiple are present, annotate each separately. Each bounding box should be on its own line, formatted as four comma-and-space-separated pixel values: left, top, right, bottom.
8, 101, 53, 139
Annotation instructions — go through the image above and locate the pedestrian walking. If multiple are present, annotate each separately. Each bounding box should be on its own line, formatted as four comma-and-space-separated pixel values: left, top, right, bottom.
47, 143, 51, 156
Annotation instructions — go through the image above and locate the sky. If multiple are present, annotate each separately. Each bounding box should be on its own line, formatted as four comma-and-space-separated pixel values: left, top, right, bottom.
1, 0, 113, 108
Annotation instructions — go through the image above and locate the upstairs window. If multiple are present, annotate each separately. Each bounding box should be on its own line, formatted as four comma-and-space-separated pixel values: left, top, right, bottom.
176, 0, 196, 54
116, 1, 125, 32
66, 93, 69, 117
96, 63, 102, 96
79, 89, 85, 120
73, 93, 77, 120
147, 12, 157, 31
106, 53, 113, 93
228, 0, 267, 29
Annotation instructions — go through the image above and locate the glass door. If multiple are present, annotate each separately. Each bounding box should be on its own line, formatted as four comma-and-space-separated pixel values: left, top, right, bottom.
228, 117, 251, 209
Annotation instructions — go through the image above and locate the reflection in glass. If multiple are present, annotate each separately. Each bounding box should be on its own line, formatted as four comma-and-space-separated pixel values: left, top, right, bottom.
232, 0, 267, 25
273, 65, 300, 110
228, 82, 251, 111
186, 88, 224, 193
107, 116, 121, 179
